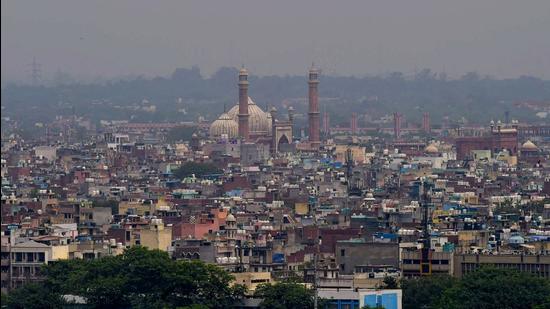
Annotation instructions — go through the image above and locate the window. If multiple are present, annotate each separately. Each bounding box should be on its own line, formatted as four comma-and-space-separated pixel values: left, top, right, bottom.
340, 249, 346, 257
15, 253, 23, 262
422, 264, 430, 273
26, 253, 34, 262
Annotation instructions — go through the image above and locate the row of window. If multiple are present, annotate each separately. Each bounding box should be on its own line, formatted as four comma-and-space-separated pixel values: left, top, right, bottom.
12, 252, 46, 263
462, 263, 550, 277
402, 259, 449, 265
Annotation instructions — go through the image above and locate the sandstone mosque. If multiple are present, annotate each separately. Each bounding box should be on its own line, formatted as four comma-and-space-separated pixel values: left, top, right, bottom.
208, 65, 321, 154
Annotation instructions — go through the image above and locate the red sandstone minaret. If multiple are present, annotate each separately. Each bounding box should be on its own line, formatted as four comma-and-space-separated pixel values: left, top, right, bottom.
422, 112, 431, 133
351, 112, 358, 135
323, 112, 330, 135
238, 67, 250, 141
308, 64, 320, 149
394, 112, 402, 139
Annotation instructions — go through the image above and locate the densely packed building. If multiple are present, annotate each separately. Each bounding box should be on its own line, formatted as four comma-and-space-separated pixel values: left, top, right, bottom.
1, 67, 549, 308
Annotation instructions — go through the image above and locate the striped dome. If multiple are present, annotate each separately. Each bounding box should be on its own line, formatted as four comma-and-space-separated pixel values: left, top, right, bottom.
209, 112, 238, 138
226, 97, 270, 136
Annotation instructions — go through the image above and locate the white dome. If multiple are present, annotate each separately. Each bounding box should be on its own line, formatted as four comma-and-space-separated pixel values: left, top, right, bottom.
425, 143, 439, 153
227, 97, 270, 136
226, 213, 236, 222
209, 112, 238, 138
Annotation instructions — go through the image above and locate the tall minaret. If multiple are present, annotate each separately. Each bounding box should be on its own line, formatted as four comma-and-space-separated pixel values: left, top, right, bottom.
238, 67, 250, 141
422, 112, 431, 133
308, 64, 320, 149
393, 112, 402, 139
323, 112, 330, 135
351, 112, 358, 135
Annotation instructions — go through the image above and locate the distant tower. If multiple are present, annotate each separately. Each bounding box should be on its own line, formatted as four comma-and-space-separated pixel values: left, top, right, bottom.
270, 106, 277, 154
226, 213, 237, 240
288, 106, 295, 138
238, 67, 250, 141
393, 112, 402, 139
288, 106, 294, 124
351, 113, 358, 135
29, 57, 42, 85
308, 64, 320, 149
422, 112, 431, 133
323, 112, 330, 136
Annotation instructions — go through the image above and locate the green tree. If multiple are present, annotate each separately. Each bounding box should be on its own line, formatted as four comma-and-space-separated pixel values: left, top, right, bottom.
380, 275, 399, 289
5, 283, 63, 309
401, 275, 456, 309
254, 281, 314, 309
37, 246, 244, 309
434, 267, 550, 309
173, 162, 221, 179
1, 291, 9, 308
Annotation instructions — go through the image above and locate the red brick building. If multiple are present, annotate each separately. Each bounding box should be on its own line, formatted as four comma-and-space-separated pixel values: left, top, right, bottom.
455, 123, 518, 160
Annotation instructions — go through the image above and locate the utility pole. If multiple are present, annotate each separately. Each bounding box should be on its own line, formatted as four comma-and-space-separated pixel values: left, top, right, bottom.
312, 194, 320, 309
419, 179, 433, 276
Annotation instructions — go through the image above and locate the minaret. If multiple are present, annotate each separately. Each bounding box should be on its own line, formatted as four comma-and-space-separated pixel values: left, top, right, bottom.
351, 112, 358, 135
323, 112, 330, 136
393, 112, 402, 139
308, 64, 320, 149
422, 112, 431, 133
270, 106, 277, 154
288, 106, 295, 140
238, 67, 250, 141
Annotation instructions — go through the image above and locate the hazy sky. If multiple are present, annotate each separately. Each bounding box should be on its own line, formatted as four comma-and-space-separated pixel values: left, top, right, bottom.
2, 0, 550, 83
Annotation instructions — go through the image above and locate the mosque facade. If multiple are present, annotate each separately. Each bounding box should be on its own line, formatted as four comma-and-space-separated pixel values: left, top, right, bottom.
209, 65, 321, 153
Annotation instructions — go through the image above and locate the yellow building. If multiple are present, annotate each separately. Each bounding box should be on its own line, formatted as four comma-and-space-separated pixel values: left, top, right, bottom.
140, 218, 172, 251
334, 145, 366, 164
295, 203, 309, 215
232, 272, 272, 294
118, 200, 155, 216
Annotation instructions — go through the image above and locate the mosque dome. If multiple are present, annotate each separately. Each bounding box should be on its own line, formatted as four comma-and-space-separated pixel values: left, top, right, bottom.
521, 140, 538, 151
425, 143, 439, 154
209, 112, 238, 138
227, 97, 271, 136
